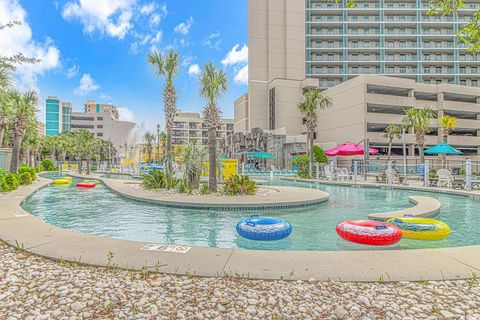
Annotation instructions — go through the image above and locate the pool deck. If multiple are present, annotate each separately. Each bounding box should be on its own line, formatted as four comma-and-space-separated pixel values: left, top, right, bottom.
1, 175, 480, 282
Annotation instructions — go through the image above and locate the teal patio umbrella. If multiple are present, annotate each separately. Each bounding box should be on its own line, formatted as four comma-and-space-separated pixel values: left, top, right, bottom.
249, 151, 277, 159
424, 143, 463, 169
424, 143, 463, 155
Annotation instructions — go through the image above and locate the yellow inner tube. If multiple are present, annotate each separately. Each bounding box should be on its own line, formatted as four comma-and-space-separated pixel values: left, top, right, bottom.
63, 177, 73, 181
82, 179, 101, 185
53, 178, 71, 185
386, 217, 451, 241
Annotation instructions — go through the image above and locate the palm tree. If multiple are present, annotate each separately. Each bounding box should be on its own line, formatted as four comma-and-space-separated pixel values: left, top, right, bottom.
438, 115, 457, 143
144, 131, 155, 164
438, 115, 457, 168
402, 107, 436, 164
147, 49, 180, 183
0, 65, 12, 147
298, 88, 333, 178
159, 130, 168, 161
383, 124, 403, 161
8, 90, 38, 173
199, 61, 228, 192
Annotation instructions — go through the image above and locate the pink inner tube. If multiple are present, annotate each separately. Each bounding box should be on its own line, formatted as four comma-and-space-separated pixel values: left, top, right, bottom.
76, 182, 96, 188
336, 220, 403, 246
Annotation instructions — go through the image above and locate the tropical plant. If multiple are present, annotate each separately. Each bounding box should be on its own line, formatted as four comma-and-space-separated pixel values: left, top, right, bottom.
200, 183, 209, 195
147, 49, 180, 184
158, 130, 168, 161
8, 90, 38, 173
402, 107, 436, 164
40, 159, 56, 171
19, 164, 36, 181
0, 66, 12, 147
291, 154, 310, 178
438, 115, 458, 168
438, 115, 457, 142
181, 141, 208, 190
298, 88, 333, 178
0, 169, 19, 192
142, 169, 167, 190
223, 175, 257, 196
144, 131, 155, 163
177, 178, 188, 194
313, 145, 328, 164
199, 61, 228, 192
383, 124, 403, 161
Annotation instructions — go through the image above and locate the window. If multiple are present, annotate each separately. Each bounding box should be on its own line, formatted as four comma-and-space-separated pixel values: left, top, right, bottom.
473, 80, 478, 86
460, 80, 467, 85
97, 117, 103, 120
97, 125, 103, 129
352, 67, 358, 73
352, 54, 358, 61
424, 68, 430, 74
97, 133, 103, 137
436, 67, 442, 73
436, 79, 442, 84
460, 67, 466, 74
400, 67, 406, 74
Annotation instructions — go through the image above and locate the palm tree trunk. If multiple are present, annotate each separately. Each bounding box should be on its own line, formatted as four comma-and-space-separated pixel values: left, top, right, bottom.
86, 159, 91, 175
387, 140, 392, 161
208, 128, 217, 192
166, 127, 173, 182
419, 144, 425, 164
308, 130, 314, 178
10, 133, 22, 173
0, 125, 5, 148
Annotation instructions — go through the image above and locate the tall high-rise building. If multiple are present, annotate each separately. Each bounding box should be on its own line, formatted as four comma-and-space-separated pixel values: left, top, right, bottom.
241, 0, 480, 136
45, 96, 73, 136
84, 100, 119, 120
306, 0, 480, 88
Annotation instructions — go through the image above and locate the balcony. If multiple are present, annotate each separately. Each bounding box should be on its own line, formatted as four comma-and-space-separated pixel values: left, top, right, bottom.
367, 132, 439, 145
443, 101, 480, 113
448, 135, 480, 147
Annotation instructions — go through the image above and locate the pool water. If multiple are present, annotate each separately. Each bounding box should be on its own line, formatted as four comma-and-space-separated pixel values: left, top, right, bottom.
22, 173, 480, 251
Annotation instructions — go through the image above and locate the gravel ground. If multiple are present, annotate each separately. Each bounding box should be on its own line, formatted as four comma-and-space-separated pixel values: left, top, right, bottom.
1, 242, 479, 320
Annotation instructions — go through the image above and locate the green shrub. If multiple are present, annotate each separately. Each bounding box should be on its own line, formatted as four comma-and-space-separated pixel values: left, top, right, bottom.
91, 166, 97, 172
313, 146, 328, 163
18, 172, 33, 185
223, 175, 257, 196
19, 165, 36, 182
291, 155, 310, 178
0, 171, 20, 192
200, 183, 209, 195
142, 170, 167, 189
177, 179, 187, 194
40, 159, 56, 171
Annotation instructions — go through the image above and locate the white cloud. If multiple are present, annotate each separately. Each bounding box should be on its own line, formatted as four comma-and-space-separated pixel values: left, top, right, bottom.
100, 93, 113, 101
139, 2, 155, 15
174, 16, 194, 35
74, 73, 100, 95
203, 31, 221, 50
0, 0, 61, 90
62, 0, 136, 39
118, 107, 134, 122
129, 30, 162, 54
188, 64, 200, 77
66, 64, 80, 78
182, 55, 196, 67
222, 44, 248, 66
234, 64, 248, 85
149, 3, 167, 26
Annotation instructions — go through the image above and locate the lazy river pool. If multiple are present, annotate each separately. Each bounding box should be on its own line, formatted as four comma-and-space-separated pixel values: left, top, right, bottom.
21, 173, 480, 251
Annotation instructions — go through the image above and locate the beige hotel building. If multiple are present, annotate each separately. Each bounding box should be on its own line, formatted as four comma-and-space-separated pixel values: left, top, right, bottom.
235, 0, 480, 156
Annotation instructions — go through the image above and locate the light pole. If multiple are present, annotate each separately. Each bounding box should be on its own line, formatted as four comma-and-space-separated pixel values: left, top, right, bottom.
402, 126, 407, 183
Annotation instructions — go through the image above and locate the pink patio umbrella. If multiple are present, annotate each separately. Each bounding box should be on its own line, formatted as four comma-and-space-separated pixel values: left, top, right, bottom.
325, 142, 379, 157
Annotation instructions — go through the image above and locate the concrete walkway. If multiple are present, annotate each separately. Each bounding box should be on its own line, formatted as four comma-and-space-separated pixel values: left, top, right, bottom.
1, 176, 480, 282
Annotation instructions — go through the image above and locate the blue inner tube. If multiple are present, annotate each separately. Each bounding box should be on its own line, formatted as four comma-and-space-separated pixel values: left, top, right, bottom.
236, 216, 293, 241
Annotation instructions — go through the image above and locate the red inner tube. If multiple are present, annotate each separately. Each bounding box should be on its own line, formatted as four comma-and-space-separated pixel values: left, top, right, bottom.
336, 220, 402, 246
76, 182, 96, 188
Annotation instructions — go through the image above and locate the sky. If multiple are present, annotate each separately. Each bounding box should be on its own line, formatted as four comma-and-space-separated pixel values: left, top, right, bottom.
0, 0, 248, 132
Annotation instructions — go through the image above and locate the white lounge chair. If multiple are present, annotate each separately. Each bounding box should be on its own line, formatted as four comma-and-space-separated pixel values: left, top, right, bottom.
436, 169, 453, 188
324, 166, 336, 181
341, 168, 353, 180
